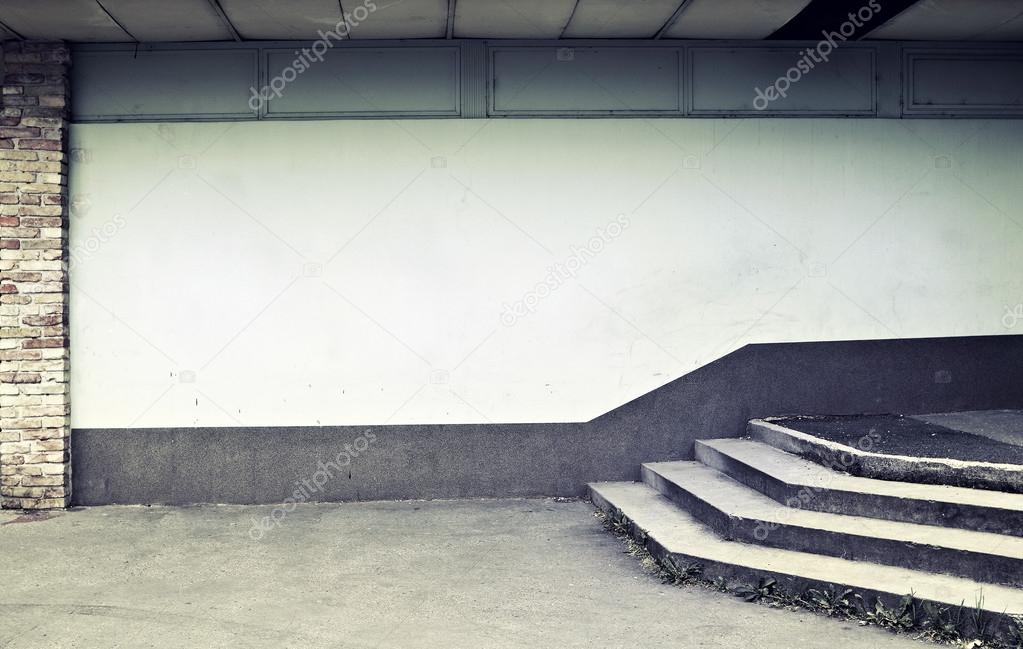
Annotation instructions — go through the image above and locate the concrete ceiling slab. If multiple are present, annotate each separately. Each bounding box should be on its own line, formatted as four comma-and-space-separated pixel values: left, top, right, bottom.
0, 0, 128, 41
562, 0, 683, 38
347, 0, 448, 39
219, 0, 344, 40
868, 0, 1023, 41
454, 0, 577, 38
979, 12, 1023, 40
663, 0, 813, 39
101, 0, 233, 41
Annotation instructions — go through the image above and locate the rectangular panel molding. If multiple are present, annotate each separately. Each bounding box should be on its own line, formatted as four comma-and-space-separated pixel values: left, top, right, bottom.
71, 40, 1023, 121
688, 46, 875, 115
904, 49, 1023, 116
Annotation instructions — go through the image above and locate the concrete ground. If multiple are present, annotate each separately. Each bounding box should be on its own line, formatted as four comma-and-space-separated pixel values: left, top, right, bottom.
916, 409, 1023, 447
0, 499, 923, 649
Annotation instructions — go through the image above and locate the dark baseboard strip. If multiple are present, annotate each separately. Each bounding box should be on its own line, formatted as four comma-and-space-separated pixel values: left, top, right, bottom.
72, 335, 1023, 505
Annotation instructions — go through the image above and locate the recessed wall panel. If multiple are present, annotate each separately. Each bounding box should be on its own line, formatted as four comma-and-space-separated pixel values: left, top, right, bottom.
490, 46, 680, 115
906, 51, 1023, 115
72, 48, 259, 121
689, 46, 875, 115
264, 47, 460, 117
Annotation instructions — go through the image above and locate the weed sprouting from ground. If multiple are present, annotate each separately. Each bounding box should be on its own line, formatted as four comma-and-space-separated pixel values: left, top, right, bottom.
803, 587, 860, 619
1006, 615, 1023, 649
659, 556, 704, 586
734, 577, 779, 603
867, 593, 922, 632
591, 502, 1020, 648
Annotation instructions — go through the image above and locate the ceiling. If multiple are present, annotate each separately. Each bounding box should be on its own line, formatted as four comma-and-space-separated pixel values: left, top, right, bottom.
0, 0, 1021, 42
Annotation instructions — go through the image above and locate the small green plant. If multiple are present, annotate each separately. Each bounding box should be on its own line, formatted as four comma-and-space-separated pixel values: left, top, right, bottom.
606, 510, 631, 536
734, 577, 778, 603
659, 556, 704, 586
1007, 614, 1023, 649
866, 593, 921, 632
804, 587, 861, 618
919, 600, 963, 643
968, 594, 995, 643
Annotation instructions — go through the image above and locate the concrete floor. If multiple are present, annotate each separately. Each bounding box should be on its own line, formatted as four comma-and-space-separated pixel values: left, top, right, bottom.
0, 499, 922, 649
915, 409, 1023, 447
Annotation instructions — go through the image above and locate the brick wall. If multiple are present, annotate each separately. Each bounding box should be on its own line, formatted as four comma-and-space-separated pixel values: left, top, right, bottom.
0, 41, 71, 510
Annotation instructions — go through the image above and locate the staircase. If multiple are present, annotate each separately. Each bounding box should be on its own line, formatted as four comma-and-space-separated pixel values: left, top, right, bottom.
590, 418, 1023, 640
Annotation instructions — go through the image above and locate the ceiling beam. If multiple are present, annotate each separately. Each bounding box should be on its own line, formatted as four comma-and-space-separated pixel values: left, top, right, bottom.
95, 0, 138, 42
768, 0, 922, 40
446, 0, 456, 39
559, 0, 581, 39
207, 0, 243, 41
338, 1, 351, 38
653, 0, 696, 39
0, 18, 24, 40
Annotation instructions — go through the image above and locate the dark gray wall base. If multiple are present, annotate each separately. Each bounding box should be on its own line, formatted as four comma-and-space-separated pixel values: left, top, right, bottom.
72, 334, 1023, 505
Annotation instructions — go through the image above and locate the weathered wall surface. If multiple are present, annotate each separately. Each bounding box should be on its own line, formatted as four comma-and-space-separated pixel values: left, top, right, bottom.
68, 118, 1023, 428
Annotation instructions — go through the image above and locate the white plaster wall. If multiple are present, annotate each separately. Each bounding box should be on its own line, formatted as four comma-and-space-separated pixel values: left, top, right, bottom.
68, 118, 1023, 428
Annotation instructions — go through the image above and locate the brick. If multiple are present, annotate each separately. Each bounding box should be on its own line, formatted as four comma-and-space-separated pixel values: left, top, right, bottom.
20, 205, 63, 217
0, 326, 40, 338
21, 475, 63, 486
21, 314, 60, 326
0, 442, 31, 454
0, 226, 39, 237
15, 139, 59, 151
22, 337, 64, 349
22, 452, 66, 464
0, 126, 40, 138
3, 96, 38, 107
20, 497, 68, 509
19, 427, 67, 440
0, 372, 41, 383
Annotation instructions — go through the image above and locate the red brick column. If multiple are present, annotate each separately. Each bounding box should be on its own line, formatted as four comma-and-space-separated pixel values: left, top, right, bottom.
0, 41, 71, 510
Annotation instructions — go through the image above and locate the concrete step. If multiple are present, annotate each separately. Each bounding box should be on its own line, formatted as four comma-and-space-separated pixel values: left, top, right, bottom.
750, 418, 1023, 494
641, 461, 1023, 587
589, 480, 1023, 638
695, 438, 1023, 536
